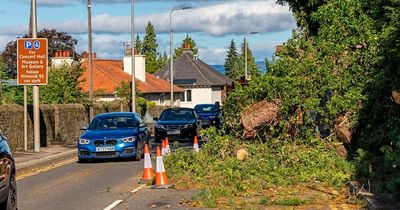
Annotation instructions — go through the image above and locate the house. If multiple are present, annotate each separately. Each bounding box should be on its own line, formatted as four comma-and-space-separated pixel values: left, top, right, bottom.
52, 49, 184, 106
154, 46, 233, 108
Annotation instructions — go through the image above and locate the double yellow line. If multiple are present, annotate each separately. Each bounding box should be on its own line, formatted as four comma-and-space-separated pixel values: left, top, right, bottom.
16, 157, 77, 181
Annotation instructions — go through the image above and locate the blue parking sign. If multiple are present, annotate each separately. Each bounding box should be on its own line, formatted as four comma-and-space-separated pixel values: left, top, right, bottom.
24, 41, 32, 49
34, 40, 40, 50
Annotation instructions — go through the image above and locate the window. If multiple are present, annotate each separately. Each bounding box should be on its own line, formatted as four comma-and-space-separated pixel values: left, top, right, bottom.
186, 90, 192, 102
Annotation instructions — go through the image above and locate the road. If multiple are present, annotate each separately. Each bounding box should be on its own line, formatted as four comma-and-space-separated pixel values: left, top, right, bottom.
16, 142, 203, 210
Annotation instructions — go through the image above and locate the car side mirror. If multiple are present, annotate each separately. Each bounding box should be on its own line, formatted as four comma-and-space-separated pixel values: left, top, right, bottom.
153, 117, 158, 121
80, 126, 88, 131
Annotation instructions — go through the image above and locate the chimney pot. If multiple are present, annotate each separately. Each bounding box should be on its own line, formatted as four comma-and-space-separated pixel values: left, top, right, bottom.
66, 51, 70, 57
93, 52, 97, 59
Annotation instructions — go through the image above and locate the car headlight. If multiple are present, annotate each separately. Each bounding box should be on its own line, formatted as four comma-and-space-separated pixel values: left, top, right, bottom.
155, 124, 165, 129
122, 136, 136, 143
184, 124, 194, 128
79, 139, 90, 144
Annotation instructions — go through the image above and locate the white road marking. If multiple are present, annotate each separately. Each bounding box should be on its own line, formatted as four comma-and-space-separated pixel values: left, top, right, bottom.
131, 184, 146, 193
104, 200, 123, 210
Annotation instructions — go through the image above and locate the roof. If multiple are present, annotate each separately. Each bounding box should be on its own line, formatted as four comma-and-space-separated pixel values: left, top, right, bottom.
95, 112, 137, 117
80, 59, 183, 95
154, 52, 234, 87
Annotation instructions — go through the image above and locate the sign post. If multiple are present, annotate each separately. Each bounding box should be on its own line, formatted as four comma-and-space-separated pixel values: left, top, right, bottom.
17, 37, 47, 152
17, 38, 48, 85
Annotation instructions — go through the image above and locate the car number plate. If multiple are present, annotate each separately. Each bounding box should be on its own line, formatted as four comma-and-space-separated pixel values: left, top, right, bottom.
96, 146, 115, 152
167, 130, 180, 135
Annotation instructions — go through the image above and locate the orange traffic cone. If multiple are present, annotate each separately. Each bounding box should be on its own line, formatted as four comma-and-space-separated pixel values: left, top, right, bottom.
165, 137, 171, 154
193, 136, 199, 152
151, 146, 172, 189
161, 139, 166, 156
139, 144, 154, 184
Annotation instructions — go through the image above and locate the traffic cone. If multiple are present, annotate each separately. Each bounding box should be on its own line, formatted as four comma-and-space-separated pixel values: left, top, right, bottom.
151, 146, 172, 189
139, 144, 154, 184
165, 137, 171, 154
193, 136, 199, 152
161, 139, 166, 156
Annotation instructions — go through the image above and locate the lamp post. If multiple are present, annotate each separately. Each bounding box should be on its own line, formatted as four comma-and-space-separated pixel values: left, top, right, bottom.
170, 6, 191, 107
131, 0, 136, 113
87, 0, 94, 121
244, 31, 257, 81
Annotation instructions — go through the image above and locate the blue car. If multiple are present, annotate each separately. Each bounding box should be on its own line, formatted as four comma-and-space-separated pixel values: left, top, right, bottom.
78, 112, 149, 162
194, 104, 221, 128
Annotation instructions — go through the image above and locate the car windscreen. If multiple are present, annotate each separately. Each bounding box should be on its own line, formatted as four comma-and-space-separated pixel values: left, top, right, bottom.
88, 116, 136, 130
194, 105, 217, 113
159, 109, 195, 121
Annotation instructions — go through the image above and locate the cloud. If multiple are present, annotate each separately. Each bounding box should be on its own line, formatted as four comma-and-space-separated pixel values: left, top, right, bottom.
17, 0, 74, 7
1, 1, 294, 37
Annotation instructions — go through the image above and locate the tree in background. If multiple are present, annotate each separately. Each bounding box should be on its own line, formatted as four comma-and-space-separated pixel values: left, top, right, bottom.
135, 34, 143, 54
142, 22, 159, 74
174, 35, 198, 58
224, 39, 239, 79
239, 38, 260, 79
1, 29, 78, 77
40, 64, 86, 104
276, 0, 327, 36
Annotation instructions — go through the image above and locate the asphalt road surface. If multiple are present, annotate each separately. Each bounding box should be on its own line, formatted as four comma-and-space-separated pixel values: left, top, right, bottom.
16, 141, 205, 210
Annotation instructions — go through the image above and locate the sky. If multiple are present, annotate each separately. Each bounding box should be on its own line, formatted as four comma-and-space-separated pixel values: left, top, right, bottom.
0, 0, 296, 65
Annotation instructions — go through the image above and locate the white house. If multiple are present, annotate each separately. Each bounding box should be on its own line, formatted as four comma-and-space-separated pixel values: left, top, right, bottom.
154, 48, 233, 108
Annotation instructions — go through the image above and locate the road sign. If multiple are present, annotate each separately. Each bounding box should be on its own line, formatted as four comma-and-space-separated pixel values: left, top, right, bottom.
17, 38, 48, 85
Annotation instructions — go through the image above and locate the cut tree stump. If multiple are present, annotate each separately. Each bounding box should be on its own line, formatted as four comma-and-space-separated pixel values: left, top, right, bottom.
334, 116, 352, 144
241, 101, 278, 135
392, 90, 400, 104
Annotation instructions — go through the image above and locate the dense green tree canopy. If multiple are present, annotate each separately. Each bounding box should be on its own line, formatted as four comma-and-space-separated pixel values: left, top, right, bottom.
224, 40, 239, 79
175, 35, 198, 58
224, 0, 400, 196
142, 22, 159, 74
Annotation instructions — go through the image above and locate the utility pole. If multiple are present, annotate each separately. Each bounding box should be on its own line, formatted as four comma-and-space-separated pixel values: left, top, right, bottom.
131, 0, 136, 113
88, 0, 94, 121
32, 0, 40, 152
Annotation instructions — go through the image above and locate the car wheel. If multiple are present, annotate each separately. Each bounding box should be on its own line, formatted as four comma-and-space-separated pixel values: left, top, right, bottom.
0, 173, 17, 210
78, 158, 89, 163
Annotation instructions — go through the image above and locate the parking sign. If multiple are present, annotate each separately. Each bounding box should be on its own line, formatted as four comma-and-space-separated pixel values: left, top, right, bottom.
17, 38, 48, 85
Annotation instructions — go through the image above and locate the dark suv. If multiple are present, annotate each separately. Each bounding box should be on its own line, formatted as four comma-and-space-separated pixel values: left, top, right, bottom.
154, 108, 200, 142
0, 130, 17, 210
194, 104, 221, 128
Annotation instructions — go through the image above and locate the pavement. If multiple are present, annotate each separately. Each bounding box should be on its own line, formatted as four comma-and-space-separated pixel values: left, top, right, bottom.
14, 144, 77, 173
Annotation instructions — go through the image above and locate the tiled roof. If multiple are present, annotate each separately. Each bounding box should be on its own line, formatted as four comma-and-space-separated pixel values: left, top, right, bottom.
80, 59, 183, 95
154, 52, 234, 86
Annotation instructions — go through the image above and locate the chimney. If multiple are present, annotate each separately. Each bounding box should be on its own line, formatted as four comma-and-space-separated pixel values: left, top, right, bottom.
123, 43, 146, 82
93, 52, 97, 59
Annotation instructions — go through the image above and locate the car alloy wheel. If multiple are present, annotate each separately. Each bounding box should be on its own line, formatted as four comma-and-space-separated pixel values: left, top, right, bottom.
6, 174, 17, 210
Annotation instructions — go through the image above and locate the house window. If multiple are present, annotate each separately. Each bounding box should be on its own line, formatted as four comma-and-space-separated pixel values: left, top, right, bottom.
160, 94, 164, 104
186, 90, 192, 102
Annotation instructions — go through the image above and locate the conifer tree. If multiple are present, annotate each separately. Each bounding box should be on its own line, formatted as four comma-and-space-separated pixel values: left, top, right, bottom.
239, 38, 260, 79
142, 21, 159, 73
224, 39, 239, 79
175, 35, 198, 58
135, 34, 142, 54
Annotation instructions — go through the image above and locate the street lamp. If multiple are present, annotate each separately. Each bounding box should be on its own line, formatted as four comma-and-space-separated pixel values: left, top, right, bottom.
170, 6, 191, 107
131, 0, 136, 113
245, 31, 257, 81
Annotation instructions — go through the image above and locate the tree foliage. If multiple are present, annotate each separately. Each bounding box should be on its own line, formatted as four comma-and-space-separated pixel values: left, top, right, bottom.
1, 29, 78, 77
40, 64, 86, 104
224, 0, 400, 196
223, 38, 260, 80
142, 22, 160, 74
224, 39, 239, 79
175, 35, 198, 58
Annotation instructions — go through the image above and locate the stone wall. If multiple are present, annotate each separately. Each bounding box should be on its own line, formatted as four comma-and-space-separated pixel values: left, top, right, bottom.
0, 103, 166, 151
